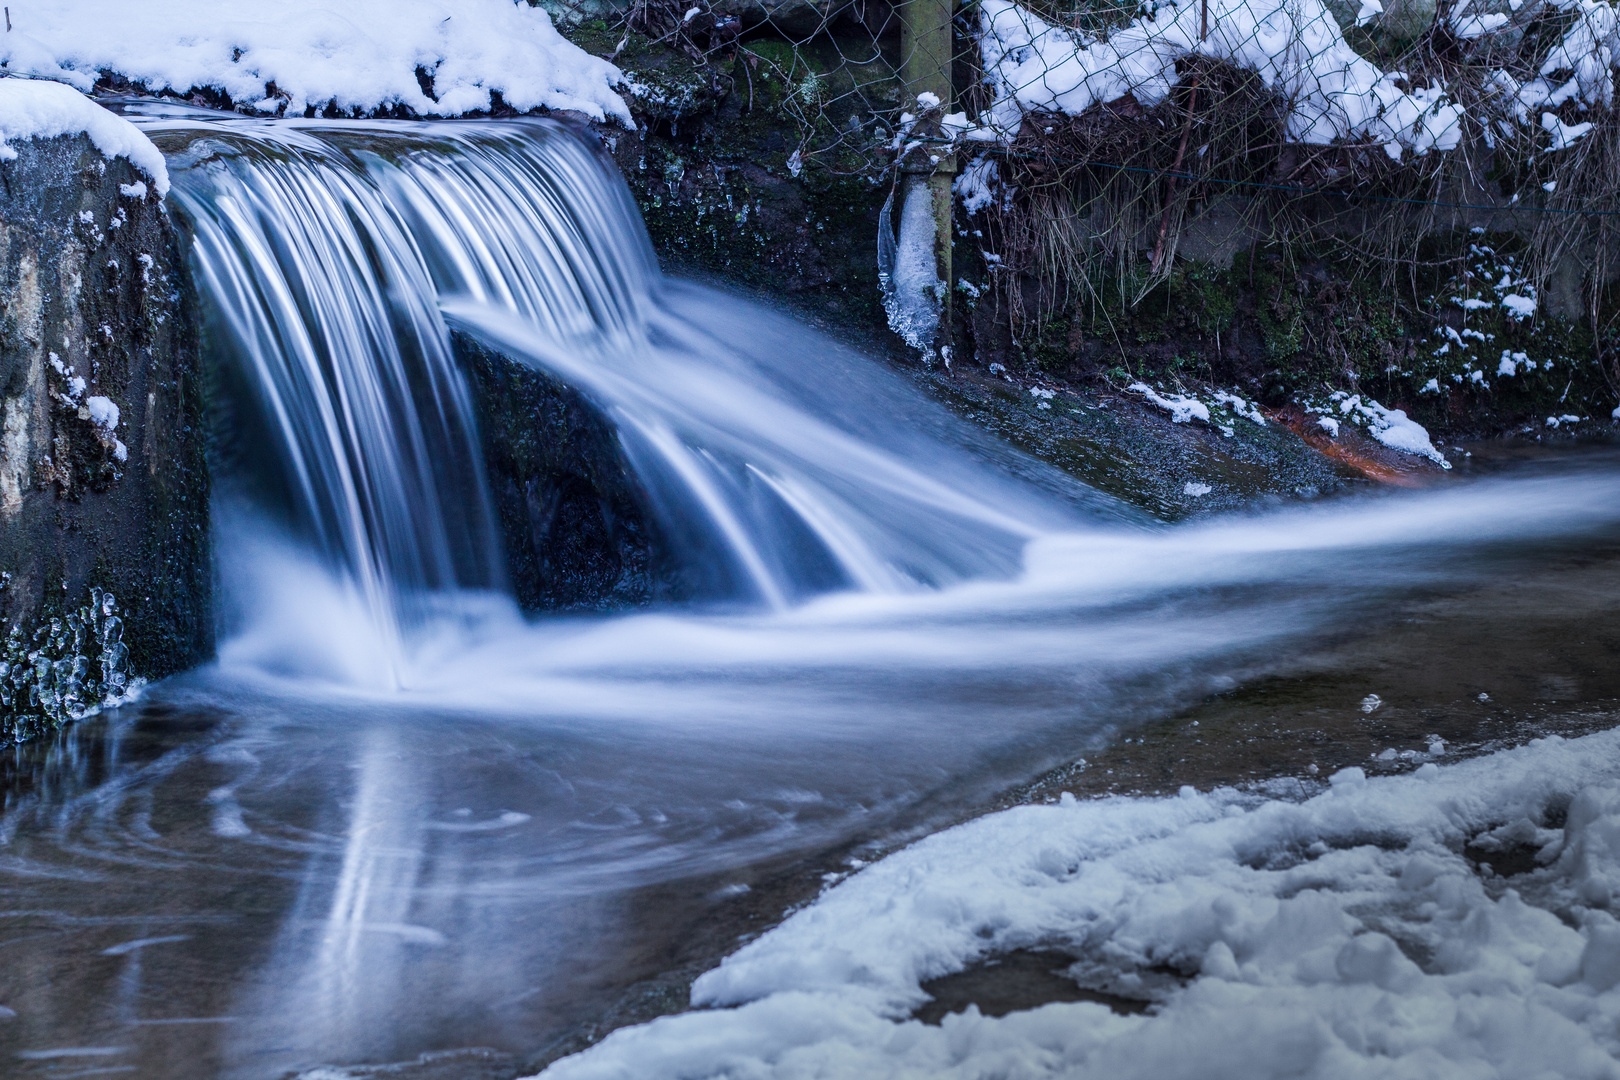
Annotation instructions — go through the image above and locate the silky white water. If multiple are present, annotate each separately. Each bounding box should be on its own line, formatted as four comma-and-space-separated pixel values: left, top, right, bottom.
3, 110, 1620, 1079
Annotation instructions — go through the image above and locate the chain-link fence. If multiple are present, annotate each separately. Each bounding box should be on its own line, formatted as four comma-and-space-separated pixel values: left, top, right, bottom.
551, 0, 1619, 386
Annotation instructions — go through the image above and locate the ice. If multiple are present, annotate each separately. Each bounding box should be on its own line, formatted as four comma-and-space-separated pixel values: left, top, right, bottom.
0, 79, 168, 194
0, 0, 629, 125
537, 727, 1620, 1080
879, 177, 945, 350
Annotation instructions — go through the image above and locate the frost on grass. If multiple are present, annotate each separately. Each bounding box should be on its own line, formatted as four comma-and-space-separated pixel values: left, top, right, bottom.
538, 728, 1620, 1080
0, 78, 168, 194
0, 0, 629, 125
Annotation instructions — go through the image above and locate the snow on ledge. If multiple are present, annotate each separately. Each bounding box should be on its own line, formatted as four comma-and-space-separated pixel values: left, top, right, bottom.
0, 78, 168, 195
0, 0, 630, 125
536, 726, 1620, 1080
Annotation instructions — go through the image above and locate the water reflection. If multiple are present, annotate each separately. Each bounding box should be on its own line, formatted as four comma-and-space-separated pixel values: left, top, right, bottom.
5, 458, 1620, 1078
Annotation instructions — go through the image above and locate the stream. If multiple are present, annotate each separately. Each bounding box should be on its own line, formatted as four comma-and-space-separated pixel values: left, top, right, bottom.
3, 109, 1620, 1080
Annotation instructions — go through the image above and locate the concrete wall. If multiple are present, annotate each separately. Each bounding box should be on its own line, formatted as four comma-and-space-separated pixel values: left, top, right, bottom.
0, 134, 211, 744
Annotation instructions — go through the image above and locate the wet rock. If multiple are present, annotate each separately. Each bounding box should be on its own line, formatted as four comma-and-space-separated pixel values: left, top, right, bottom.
455, 330, 667, 611
0, 134, 211, 744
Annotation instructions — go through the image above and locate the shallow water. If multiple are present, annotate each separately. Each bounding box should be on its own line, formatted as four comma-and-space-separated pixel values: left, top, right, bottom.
6, 109, 1620, 1078
6, 453, 1620, 1078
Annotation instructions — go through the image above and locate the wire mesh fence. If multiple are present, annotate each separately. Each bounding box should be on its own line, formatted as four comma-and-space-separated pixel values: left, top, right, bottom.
554, 0, 1620, 380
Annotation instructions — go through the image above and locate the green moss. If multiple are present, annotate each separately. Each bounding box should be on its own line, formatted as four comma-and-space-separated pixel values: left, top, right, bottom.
990, 232, 1617, 438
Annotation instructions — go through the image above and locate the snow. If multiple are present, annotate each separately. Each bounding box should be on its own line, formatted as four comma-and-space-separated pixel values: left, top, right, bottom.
83, 394, 127, 462
954, 156, 1006, 216
1421, 378, 1441, 394
0, 79, 168, 195
1542, 112, 1596, 149
1211, 390, 1266, 426
84, 395, 119, 432
975, 0, 1463, 156
1332, 393, 1450, 468
1183, 481, 1212, 496
0, 0, 629, 125
1502, 293, 1538, 319
1129, 383, 1210, 424
538, 726, 1620, 1080
1316, 415, 1340, 436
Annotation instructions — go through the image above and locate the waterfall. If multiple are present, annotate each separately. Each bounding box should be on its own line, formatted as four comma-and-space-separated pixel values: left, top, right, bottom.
140, 111, 1110, 661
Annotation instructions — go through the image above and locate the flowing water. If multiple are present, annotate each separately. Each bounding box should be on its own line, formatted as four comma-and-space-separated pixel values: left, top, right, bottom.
4, 111, 1620, 1079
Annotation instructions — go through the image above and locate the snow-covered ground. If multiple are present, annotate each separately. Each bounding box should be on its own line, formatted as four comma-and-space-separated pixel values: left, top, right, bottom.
0, 0, 628, 123
538, 725, 1620, 1079
0, 78, 168, 193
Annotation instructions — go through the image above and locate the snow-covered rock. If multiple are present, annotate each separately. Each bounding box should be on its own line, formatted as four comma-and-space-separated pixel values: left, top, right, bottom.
0, 0, 629, 124
0, 79, 168, 195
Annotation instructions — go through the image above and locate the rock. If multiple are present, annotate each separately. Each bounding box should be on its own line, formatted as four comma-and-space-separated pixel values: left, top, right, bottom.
0, 133, 211, 745
454, 331, 667, 611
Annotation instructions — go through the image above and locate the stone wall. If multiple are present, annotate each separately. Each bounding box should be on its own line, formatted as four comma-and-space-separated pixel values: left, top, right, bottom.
0, 134, 211, 744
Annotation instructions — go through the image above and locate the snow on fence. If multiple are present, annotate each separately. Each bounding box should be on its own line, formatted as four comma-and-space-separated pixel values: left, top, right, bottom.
586, 0, 1619, 348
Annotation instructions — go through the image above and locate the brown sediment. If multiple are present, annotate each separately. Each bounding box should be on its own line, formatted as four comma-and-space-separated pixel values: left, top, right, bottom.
1268, 403, 1439, 487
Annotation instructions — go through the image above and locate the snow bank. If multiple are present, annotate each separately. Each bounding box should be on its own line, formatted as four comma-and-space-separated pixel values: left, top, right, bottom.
0, 78, 168, 194
539, 726, 1620, 1080
977, 0, 1463, 156
0, 0, 629, 124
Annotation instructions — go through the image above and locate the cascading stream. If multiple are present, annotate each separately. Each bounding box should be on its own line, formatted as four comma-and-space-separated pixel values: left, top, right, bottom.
9, 106, 1620, 1080
147, 111, 1096, 647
